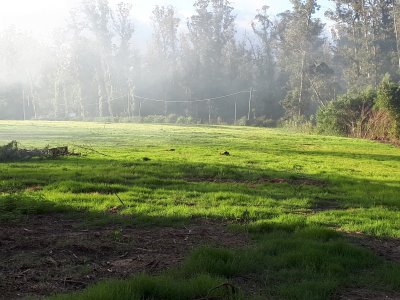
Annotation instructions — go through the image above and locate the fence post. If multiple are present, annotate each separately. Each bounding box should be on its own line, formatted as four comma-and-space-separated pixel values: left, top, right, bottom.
234, 99, 237, 125
247, 88, 253, 121
208, 100, 211, 124
22, 90, 26, 121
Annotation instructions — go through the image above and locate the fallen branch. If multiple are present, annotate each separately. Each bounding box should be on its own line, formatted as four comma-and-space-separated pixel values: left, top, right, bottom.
0, 141, 79, 162
195, 283, 238, 300
114, 193, 126, 206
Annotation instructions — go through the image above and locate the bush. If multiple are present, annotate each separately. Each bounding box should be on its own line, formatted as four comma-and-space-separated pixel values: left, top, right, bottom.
251, 117, 277, 128
376, 75, 400, 139
176, 116, 189, 124
237, 116, 247, 126
166, 114, 178, 123
143, 115, 166, 124
317, 88, 376, 136
317, 77, 400, 142
280, 116, 315, 134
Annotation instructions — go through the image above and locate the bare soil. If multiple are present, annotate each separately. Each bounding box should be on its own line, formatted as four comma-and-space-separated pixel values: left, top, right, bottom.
312, 198, 342, 212
333, 233, 400, 300
0, 215, 249, 299
347, 232, 400, 264
334, 288, 400, 300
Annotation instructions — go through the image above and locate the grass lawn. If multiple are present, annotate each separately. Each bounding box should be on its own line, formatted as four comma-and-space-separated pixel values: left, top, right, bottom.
1, 121, 400, 299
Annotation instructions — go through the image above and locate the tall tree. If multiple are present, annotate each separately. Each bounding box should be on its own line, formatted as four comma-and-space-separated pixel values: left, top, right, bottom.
277, 0, 327, 118
83, 0, 114, 117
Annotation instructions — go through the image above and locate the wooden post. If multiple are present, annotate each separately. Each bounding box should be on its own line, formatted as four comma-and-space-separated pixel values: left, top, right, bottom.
22, 90, 26, 121
247, 88, 253, 121
127, 92, 131, 118
32, 95, 37, 120
208, 100, 211, 124
234, 99, 237, 126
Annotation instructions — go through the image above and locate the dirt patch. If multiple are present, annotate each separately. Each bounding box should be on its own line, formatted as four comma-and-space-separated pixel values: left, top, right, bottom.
345, 232, 400, 263
187, 177, 325, 187
333, 288, 400, 299
312, 198, 342, 212
231, 274, 265, 298
0, 215, 249, 299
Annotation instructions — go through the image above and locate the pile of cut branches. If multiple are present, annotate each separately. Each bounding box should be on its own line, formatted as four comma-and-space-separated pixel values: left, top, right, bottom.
0, 141, 79, 162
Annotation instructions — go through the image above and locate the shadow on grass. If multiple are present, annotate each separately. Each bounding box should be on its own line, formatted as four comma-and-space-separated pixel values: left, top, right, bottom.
2, 157, 400, 218
1, 182, 400, 299
282, 149, 400, 163
44, 215, 400, 300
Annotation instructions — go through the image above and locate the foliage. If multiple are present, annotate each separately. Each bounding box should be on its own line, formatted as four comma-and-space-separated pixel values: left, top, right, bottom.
252, 117, 276, 128
376, 75, 400, 138
238, 116, 277, 128
280, 115, 315, 134
317, 77, 400, 142
317, 88, 376, 136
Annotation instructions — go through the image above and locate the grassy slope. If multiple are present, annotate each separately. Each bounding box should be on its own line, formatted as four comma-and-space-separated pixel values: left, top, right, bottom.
0, 121, 400, 299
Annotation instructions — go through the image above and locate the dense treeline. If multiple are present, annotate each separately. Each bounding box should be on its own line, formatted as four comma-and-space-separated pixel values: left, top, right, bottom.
1, 0, 400, 134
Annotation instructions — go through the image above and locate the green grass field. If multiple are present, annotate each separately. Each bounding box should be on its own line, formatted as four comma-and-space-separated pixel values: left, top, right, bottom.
1, 121, 400, 300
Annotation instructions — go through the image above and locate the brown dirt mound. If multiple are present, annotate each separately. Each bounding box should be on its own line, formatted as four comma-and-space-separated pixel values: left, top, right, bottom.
312, 198, 343, 212
0, 215, 249, 299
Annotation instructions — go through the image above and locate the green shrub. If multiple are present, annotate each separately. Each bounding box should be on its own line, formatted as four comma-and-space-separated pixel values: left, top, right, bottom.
143, 115, 166, 124
246, 116, 277, 128
376, 75, 400, 138
237, 116, 247, 126
166, 114, 178, 123
280, 115, 315, 134
317, 88, 376, 136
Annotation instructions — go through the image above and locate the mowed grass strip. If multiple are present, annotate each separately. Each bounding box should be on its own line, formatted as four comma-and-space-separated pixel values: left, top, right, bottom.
0, 121, 400, 299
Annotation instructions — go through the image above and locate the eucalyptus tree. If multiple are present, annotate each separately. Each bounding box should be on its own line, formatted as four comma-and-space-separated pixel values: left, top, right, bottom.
145, 5, 181, 115
250, 5, 283, 119
82, 0, 115, 117
276, 0, 326, 118
112, 2, 135, 116
327, 0, 397, 91
184, 0, 237, 120
0, 27, 48, 119
187, 0, 236, 94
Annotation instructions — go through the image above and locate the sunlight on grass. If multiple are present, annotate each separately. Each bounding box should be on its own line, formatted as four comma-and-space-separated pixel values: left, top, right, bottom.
1, 121, 400, 299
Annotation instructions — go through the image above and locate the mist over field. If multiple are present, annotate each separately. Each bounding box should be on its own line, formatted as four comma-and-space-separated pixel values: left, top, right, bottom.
1, 1, 400, 300
0, 0, 398, 130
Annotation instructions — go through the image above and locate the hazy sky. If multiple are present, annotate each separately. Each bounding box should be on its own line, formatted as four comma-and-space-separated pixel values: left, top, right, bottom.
0, 0, 334, 43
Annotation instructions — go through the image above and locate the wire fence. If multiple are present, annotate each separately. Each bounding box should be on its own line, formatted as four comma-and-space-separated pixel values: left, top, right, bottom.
16, 89, 255, 123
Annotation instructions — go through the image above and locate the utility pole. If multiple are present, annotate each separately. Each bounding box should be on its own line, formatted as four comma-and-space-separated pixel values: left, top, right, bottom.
127, 93, 131, 118
208, 100, 211, 124
234, 99, 237, 125
22, 90, 26, 121
247, 88, 253, 121
138, 100, 142, 118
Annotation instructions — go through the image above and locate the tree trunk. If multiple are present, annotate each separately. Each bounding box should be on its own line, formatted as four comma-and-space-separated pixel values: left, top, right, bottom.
97, 76, 104, 118
298, 50, 306, 117
393, 0, 400, 70
63, 82, 69, 118
54, 79, 60, 119
77, 85, 85, 119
